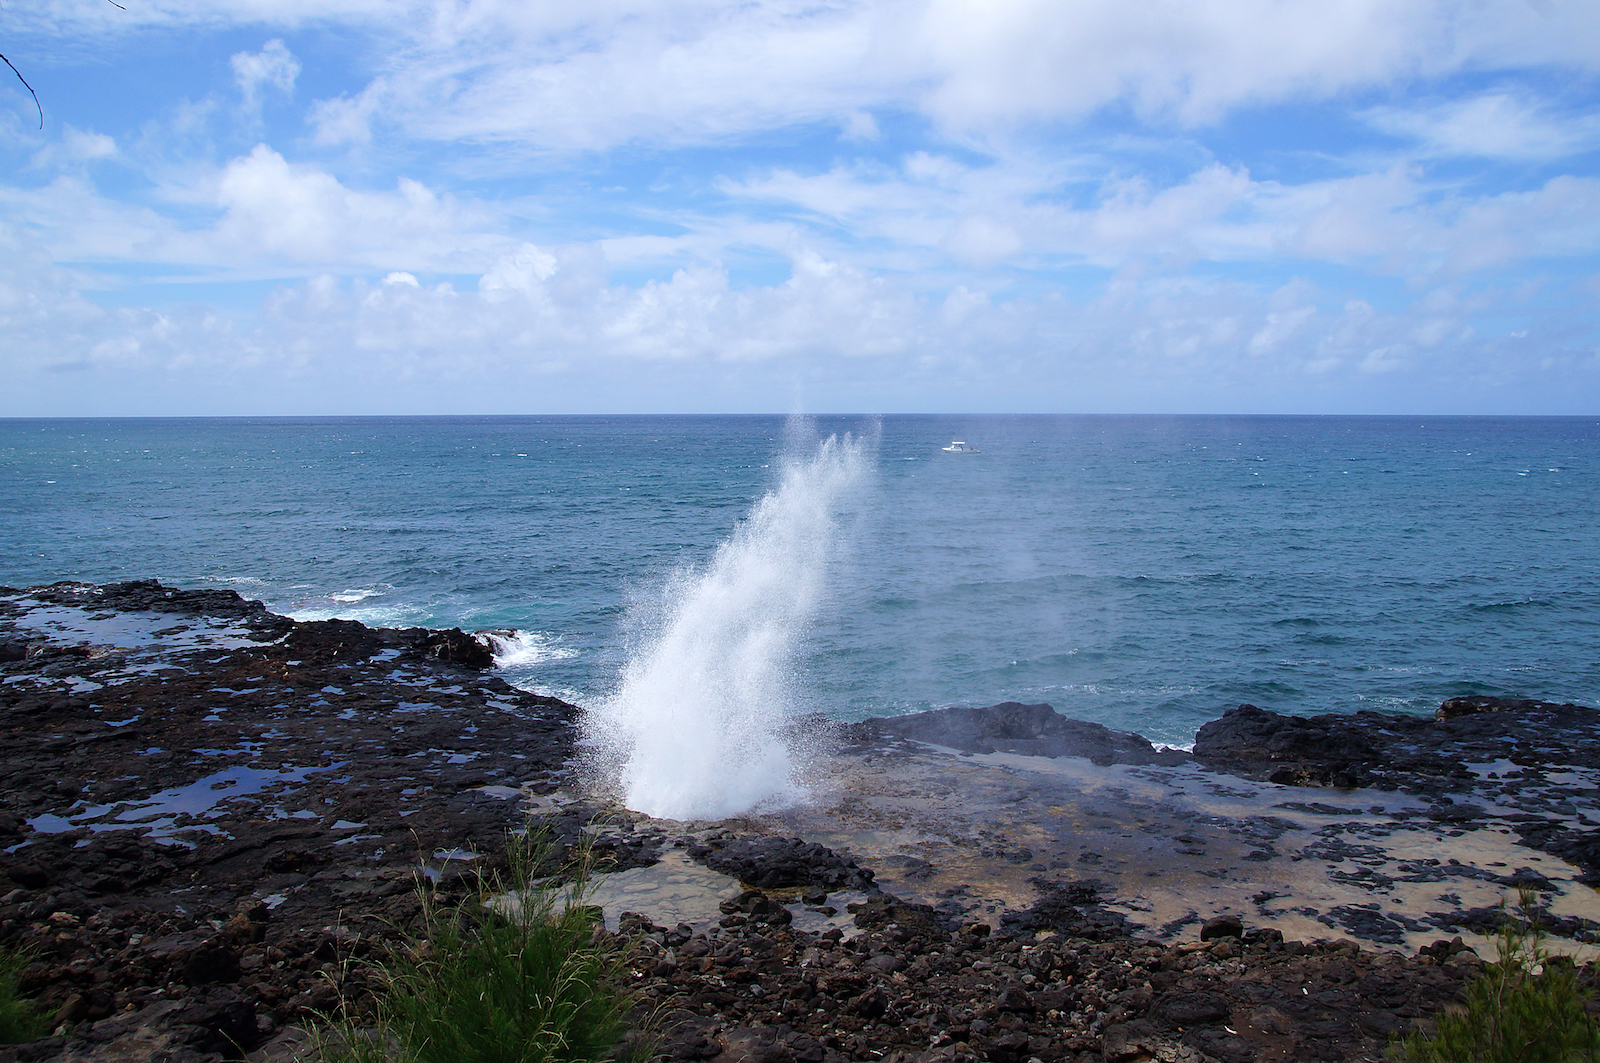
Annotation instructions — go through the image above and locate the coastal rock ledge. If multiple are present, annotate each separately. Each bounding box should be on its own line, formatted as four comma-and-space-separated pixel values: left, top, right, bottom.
1193, 697, 1600, 790
2, 580, 1598, 1063
849, 701, 1189, 766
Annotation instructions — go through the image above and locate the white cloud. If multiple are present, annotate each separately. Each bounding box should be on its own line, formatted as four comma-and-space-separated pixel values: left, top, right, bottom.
913, 0, 1421, 128
307, 87, 382, 147
0, 145, 525, 281
479, 244, 559, 296
1248, 299, 1317, 357
726, 151, 1600, 280
225, 0, 1600, 152
10, 131, 1596, 301
1435, 176, 1600, 272
210, 146, 513, 270
313, 0, 1600, 151
231, 40, 300, 109
840, 110, 880, 141
0, 175, 197, 267
252, 255, 1596, 411
308, 1, 892, 149
1365, 92, 1600, 160
0, 224, 245, 379
18, 0, 1600, 153
5, 220, 1592, 416
6, 0, 1598, 415
10, 0, 396, 35
942, 215, 1022, 266
28, 127, 118, 171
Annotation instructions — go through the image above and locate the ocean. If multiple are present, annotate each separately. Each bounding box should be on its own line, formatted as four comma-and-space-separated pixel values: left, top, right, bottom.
3, 414, 1597, 751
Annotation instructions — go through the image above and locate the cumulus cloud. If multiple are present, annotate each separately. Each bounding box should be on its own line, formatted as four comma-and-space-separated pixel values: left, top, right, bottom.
211, 145, 506, 270
8, 130, 1596, 336
6, 0, 1598, 415
4, 223, 1593, 416
0, 147, 514, 276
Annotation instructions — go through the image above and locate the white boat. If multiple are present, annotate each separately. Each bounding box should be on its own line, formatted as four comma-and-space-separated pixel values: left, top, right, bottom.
942, 440, 979, 453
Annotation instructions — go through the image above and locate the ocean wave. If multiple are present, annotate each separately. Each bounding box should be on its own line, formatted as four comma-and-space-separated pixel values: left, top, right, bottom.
1469, 597, 1555, 613
330, 585, 391, 604
502, 679, 590, 705
280, 584, 407, 624
208, 575, 269, 588
482, 629, 580, 668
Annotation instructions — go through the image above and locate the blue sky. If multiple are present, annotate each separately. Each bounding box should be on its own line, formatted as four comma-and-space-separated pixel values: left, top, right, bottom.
2, 0, 1598, 415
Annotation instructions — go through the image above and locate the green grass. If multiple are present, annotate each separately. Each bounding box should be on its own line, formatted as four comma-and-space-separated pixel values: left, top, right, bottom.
1392, 894, 1600, 1063
319, 829, 649, 1063
0, 947, 48, 1045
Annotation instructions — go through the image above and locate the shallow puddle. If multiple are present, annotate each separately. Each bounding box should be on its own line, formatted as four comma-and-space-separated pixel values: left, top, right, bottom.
26, 761, 339, 844
577, 849, 867, 936
758, 744, 1600, 955
585, 849, 745, 931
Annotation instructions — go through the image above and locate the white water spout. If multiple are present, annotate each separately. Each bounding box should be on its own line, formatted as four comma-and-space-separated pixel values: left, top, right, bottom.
584, 429, 871, 820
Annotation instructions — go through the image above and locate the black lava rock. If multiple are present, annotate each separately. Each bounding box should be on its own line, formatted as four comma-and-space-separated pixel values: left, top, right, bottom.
851, 701, 1189, 766
688, 836, 874, 891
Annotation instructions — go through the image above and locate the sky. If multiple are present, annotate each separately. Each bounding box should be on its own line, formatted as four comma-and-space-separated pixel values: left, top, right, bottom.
2, 0, 1598, 415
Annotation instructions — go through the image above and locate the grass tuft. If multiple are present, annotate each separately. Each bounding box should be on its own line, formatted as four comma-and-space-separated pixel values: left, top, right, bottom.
0, 946, 48, 1045
320, 828, 649, 1063
1392, 891, 1600, 1063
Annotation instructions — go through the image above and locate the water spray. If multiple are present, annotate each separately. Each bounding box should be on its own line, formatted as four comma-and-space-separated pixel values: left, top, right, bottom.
584, 428, 871, 820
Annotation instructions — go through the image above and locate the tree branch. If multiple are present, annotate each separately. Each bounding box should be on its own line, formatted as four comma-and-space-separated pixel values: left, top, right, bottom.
1, 51, 42, 129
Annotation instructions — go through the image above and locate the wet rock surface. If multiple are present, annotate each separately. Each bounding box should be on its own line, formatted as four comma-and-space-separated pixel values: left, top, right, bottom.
850, 702, 1189, 766
1194, 699, 1600, 796
688, 836, 877, 892
1194, 700, 1600, 883
0, 581, 655, 1063
3, 581, 1599, 1062
820, 696, 1600, 960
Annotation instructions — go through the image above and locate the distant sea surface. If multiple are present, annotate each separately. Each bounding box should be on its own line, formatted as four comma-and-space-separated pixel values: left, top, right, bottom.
3, 415, 1596, 749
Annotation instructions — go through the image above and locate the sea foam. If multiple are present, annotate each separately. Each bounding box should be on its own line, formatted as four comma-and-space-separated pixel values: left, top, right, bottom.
584, 428, 871, 820
482, 629, 579, 668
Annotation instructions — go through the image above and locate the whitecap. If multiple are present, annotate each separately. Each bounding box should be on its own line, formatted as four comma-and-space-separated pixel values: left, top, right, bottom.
481, 629, 580, 668
331, 586, 388, 604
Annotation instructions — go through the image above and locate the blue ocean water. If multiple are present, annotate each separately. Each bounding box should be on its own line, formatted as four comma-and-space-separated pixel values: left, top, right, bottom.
3, 415, 1596, 749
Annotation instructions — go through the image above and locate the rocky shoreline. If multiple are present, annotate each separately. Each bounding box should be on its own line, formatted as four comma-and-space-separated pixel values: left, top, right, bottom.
2, 580, 1597, 1062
